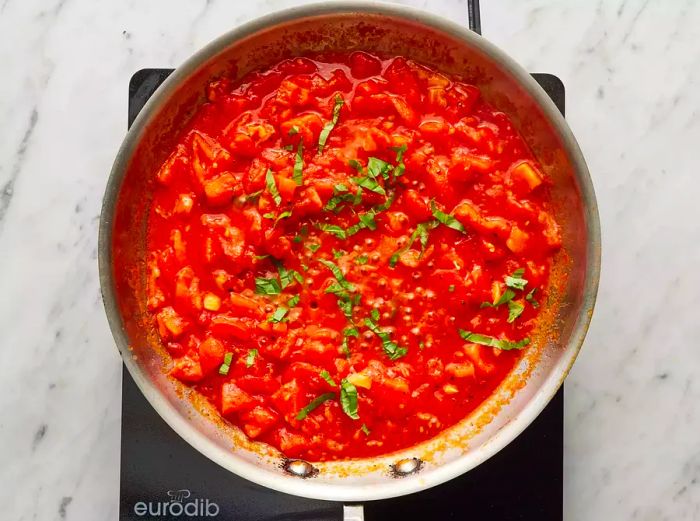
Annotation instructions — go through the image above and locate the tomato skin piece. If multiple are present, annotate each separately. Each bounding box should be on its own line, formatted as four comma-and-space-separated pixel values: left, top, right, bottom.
221, 383, 255, 415
210, 315, 254, 340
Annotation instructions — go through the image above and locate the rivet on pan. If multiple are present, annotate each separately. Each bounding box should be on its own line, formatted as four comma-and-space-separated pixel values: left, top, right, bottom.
390, 457, 423, 477
282, 459, 318, 479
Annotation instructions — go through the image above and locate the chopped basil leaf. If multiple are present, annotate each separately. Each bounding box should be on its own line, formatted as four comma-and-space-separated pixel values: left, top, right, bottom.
333, 249, 346, 259
353, 186, 364, 205
507, 300, 525, 323
267, 306, 289, 323
293, 142, 304, 186
334, 183, 349, 192
392, 143, 407, 163
344, 326, 359, 338
389, 252, 400, 268
288, 125, 300, 136
354, 254, 369, 265
306, 243, 320, 253
351, 175, 386, 196
388, 220, 437, 268
480, 289, 516, 308
525, 287, 539, 308
318, 95, 344, 153
340, 336, 351, 357
348, 159, 363, 172
287, 294, 300, 307
370, 308, 380, 321
263, 209, 292, 227
245, 348, 259, 367
254, 254, 270, 260
367, 157, 392, 180
364, 317, 408, 360
505, 268, 528, 290
276, 262, 302, 289
296, 392, 335, 420
320, 370, 337, 387
292, 235, 303, 243
430, 200, 466, 234
282, 144, 294, 151
458, 330, 530, 351
319, 259, 354, 291
361, 423, 371, 436
265, 169, 281, 206
246, 189, 263, 202
218, 352, 234, 375
318, 223, 347, 239
255, 277, 281, 295
340, 379, 359, 420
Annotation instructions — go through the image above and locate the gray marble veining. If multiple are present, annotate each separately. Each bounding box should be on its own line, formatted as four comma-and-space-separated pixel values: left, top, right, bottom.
1, 0, 699, 519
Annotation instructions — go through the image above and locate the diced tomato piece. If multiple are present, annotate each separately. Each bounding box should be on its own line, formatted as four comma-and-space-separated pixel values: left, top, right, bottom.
294, 186, 323, 217
237, 375, 280, 395
203, 172, 239, 206
221, 383, 255, 415
270, 380, 304, 417
170, 354, 203, 382
349, 51, 382, 78
241, 406, 279, 439
198, 337, 226, 375
228, 292, 264, 318
190, 130, 232, 184
401, 189, 431, 220
156, 306, 187, 339
275, 427, 308, 456
510, 160, 543, 191
210, 315, 254, 340
280, 113, 323, 146
275, 174, 297, 202
506, 226, 530, 253
156, 144, 189, 186
453, 201, 511, 239
538, 211, 562, 248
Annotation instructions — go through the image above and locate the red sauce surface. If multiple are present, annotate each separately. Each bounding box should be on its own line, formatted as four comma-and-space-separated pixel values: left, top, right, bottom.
146, 53, 562, 461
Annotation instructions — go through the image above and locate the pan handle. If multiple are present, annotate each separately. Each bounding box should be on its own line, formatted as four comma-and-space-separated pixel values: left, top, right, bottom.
467, 0, 482, 35
343, 504, 364, 521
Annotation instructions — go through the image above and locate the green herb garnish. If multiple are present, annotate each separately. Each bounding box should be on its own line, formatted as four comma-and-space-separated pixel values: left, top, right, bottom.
355, 254, 369, 265
296, 392, 335, 420
361, 423, 371, 436
306, 243, 321, 253
333, 249, 346, 259
288, 125, 300, 136
265, 169, 281, 206
525, 288, 539, 308
318, 95, 344, 153
318, 223, 347, 239
458, 330, 530, 351
340, 379, 359, 420
320, 370, 337, 387
267, 307, 289, 323
218, 352, 233, 375
505, 268, 528, 290
430, 200, 466, 234
276, 262, 303, 289
245, 348, 259, 367
507, 300, 524, 323
293, 142, 304, 185
255, 277, 281, 295
364, 317, 408, 361
287, 294, 300, 307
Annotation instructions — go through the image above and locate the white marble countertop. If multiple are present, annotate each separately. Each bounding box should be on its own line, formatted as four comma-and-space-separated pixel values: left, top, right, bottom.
2, 0, 699, 519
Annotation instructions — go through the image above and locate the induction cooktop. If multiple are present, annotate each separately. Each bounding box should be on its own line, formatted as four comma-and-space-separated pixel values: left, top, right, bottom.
118, 67, 565, 520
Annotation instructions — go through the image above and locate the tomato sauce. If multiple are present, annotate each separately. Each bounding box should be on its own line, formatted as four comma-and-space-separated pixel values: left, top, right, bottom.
146, 52, 562, 461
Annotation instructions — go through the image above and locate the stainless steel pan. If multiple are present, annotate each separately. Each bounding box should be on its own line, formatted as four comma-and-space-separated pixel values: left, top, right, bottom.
98, 1, 600, 515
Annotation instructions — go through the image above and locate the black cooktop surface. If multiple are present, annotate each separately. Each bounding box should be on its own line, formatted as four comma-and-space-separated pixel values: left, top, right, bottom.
119, 69, 565, 521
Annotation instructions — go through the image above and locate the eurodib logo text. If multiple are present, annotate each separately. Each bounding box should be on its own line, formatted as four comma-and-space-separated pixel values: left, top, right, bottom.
133, 489, 220, 518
